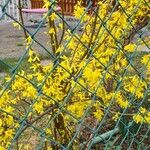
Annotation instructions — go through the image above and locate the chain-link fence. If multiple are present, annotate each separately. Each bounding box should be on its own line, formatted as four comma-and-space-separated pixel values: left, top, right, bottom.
0, 0, 150, 149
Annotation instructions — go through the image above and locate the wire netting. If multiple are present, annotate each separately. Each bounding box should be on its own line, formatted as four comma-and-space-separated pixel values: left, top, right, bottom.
0, 0, 150, 149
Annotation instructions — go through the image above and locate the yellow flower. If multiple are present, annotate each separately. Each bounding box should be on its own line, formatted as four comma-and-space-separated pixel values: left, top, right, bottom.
46, 128, 52, 135
112, 112, 120, 121
5, 76, 11, 82
0, 146, 5, 150
25, 36, 33, 47
141, 54, 150, 65
12, 22, 21, 30
24, 144, 31, 150
124, 44, 136, 52
43, 0, 51, 9
145, 112, 150, 124
6, 116, 14, 126
56, 46, 63, 53
1, 0, 149, 147
33, 101, 44, 113
58, 23, 63, 29
115, 92, 129, 109
0, 119, 2, 127
74, 1, 89, 22
50, 13, 57, 21
139, 107, 147, 114
29, 49, 34, 56
133, 114, 143, 124
93, 109, 104, 121
49, 28, 55, 34
4, 129, 14, 140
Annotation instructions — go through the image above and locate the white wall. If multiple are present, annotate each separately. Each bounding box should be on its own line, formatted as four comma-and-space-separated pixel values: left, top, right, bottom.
0, 0, 19, 22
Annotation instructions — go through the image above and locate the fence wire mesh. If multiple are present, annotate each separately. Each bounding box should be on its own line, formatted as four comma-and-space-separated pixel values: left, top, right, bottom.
0, 0, 150, 149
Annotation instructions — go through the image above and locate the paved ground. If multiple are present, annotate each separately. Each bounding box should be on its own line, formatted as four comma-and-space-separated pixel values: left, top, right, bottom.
0, 16, 78, 79
0, 21, 49, 59
0, 19, 149, 60
0, 0, 150, 60
0, 19, 149, 79
0, 16, 80, 59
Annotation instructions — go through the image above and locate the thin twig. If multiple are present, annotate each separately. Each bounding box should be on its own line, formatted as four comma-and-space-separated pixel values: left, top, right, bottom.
18, 0, 28, 39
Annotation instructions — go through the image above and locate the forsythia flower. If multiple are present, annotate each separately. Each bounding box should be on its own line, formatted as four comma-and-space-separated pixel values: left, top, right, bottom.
141, 54, 150, 65
93, 109, 104, 121
33, 101, 44, 113
74, 1, 89, 22
26, 36, 32, 46
43, 0, 51, 9
1, 0, 149, 149
12, 22, 21, 30
133, 107, 150, 124
124, 43, 137, 52
112, 112, 121, 121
